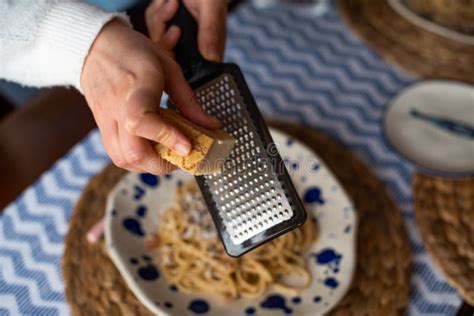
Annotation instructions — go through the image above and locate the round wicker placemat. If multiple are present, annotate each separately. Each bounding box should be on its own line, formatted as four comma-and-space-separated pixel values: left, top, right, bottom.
63, 122, 411, 315
413, 174, 474, 305
337, 0, 474, 84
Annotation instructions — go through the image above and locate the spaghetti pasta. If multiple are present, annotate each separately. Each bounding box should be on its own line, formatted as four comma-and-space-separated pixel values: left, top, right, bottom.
149, 181, 318, 299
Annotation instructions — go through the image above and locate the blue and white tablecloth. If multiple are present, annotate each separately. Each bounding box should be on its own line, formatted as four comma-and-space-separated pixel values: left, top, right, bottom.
0, 3, 462, 315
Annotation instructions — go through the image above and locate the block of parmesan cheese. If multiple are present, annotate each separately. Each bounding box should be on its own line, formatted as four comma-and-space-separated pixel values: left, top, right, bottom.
154, 108, 235, 175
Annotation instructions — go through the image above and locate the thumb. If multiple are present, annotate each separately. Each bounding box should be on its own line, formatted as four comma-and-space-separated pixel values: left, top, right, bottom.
123, 87, 192, 156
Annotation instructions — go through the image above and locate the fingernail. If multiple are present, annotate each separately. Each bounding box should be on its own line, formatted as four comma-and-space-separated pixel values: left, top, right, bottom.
169, 25, 179, 33
207, 53, 221, 62
203, 47, 222, 62
174, 142, 191, 156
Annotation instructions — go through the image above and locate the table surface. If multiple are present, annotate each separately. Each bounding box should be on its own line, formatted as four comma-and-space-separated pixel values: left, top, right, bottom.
0, 2, 464, 315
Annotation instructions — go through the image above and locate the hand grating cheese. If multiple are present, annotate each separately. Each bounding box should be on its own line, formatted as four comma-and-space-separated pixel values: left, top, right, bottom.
154, 108, 235, 175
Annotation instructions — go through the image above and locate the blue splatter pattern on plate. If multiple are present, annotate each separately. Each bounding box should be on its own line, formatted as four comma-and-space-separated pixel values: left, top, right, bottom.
105, 128, 357, 315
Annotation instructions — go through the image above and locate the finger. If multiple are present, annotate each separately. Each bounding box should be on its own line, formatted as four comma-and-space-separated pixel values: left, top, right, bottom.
158, 52, 221, 129
158, 25, 181, 51
145, 0, 165, 40
122, 88, 192, 156
146, 0, 179, 42
105, 116, 141, 173
87, 219, 104, 244
118, 125, 176, 175
95, 116, 129, 170
118, 124, 147, 172
194, 0, 227, 62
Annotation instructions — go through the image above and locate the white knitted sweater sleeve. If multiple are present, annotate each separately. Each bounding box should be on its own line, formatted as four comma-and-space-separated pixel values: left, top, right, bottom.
0, 0, 130, 91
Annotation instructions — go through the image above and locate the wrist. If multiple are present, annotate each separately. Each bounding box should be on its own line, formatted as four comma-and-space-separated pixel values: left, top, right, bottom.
81, 19, 132, 91
93, 19, 131, 49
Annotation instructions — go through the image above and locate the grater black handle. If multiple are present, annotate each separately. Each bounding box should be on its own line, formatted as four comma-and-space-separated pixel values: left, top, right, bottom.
168, 1, 206, 78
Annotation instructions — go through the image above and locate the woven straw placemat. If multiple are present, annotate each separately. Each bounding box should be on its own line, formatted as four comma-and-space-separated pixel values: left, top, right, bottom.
337, 0, 474, 84
413, 174, 474, 305
63, 122, 411, 315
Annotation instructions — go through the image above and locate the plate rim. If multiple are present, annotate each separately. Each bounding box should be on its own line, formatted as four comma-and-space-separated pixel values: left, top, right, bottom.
388, 0, 474, 46
104, 188, 166, 315
381, 80, 474, 177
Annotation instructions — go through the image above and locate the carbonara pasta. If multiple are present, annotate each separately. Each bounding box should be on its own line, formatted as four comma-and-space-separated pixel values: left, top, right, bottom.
148, 181, 318, 299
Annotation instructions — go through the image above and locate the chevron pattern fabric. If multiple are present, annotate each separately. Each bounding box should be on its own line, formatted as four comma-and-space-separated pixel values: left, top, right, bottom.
0, 3, 462, 315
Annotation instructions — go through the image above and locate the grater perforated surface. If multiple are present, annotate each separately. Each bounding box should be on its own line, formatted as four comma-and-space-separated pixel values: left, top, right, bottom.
195, 74, 294, 245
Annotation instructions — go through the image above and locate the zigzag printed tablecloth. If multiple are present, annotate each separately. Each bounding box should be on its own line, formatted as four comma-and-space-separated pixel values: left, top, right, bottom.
0, 3, 463, 315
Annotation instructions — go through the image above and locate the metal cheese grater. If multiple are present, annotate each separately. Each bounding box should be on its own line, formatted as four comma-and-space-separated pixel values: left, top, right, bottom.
168, 2, 307, 257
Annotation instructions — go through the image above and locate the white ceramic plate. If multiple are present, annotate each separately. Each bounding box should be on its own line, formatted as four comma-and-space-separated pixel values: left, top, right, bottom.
383, 80, 474, 175
105, 128, 357, 316
388, 0, 474, 45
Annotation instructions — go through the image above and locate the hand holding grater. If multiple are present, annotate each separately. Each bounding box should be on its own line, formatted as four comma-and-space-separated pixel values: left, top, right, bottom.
168, 2, 307, 257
